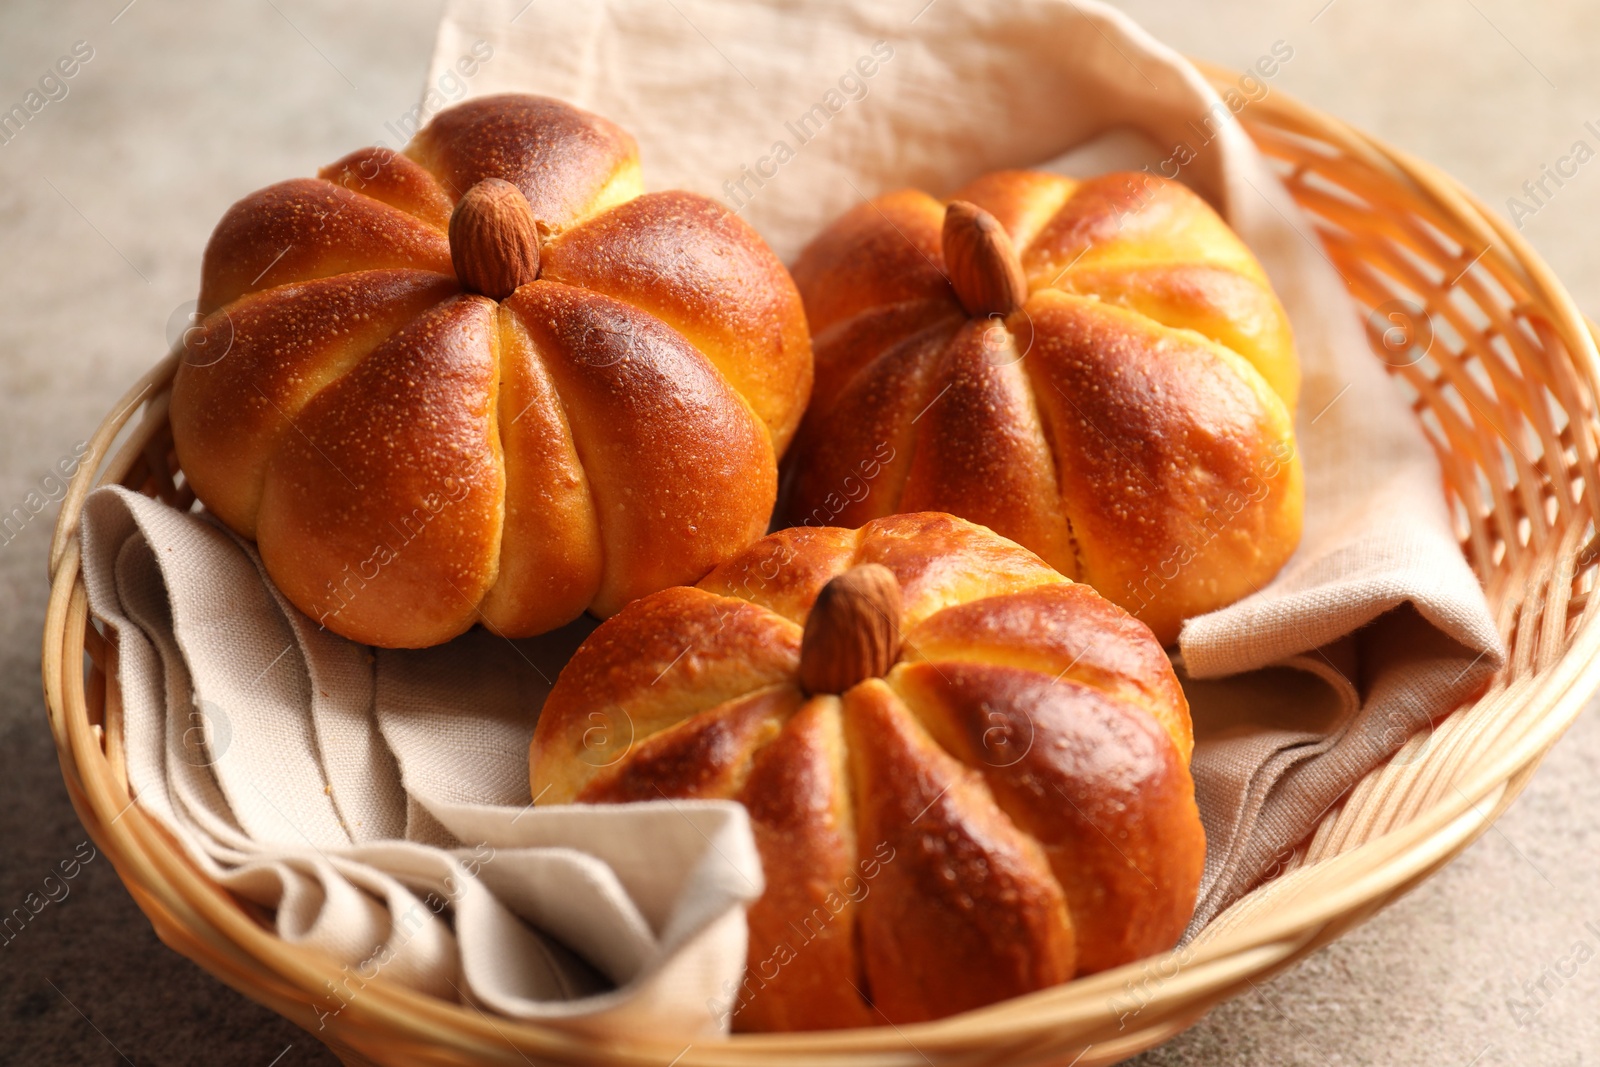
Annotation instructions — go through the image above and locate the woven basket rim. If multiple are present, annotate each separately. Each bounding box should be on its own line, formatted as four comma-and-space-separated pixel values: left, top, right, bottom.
40, 65, 1600, 1066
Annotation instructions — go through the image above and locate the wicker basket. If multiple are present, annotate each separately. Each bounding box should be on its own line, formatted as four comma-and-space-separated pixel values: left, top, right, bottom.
41, 64, 1600, 1066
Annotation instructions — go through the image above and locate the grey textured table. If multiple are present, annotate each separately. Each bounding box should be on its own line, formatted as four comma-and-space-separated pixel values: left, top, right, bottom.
3, 2, 1597, 1064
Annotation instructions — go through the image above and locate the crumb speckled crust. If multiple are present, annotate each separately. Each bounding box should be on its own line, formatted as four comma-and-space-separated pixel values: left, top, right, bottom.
530, 513, 1204, 1031
541, 190, 813, 454
172, 95, 811, 648
785, 169, 1303, 645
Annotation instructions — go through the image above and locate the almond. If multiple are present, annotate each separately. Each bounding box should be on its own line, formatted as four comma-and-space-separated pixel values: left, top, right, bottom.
798, 564, 903, 695
942, 199, 1029, 318
449, 178, 541, 300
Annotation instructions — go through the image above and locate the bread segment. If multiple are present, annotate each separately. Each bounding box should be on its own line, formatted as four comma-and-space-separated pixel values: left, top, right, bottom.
842, 678, 1076, 1023
317, 147, 455, 230
404, 93, 642, 234
850, 512, 1064, 626
540, 190, 813, 452
694, 524, 863, 625
530, 587, 802, 804
1024, 291, 1301, 643
734, 696, 875, 1031
1056, 262, 1299, 407
790, 188, 953, 335
255, 295, 504, 648
889, 662, 1203, 974
902, 580, 1192, 759
899, 318, 1079, 579
807, 299, 961, 414
480, 306, 603, 636
785, 321, 955, 532
1021, 172, 1268, 286
172, 269, 458, 536
945, 169, 1077, 250
504, 281, 776, 617
577, 685, 800, 803
198, 179, 452, 313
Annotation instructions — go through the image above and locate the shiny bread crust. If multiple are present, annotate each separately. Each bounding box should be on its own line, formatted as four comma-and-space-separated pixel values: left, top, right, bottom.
785, 170, 1303, 645
530, 514, 1204, 1030
174, 95, 811, 647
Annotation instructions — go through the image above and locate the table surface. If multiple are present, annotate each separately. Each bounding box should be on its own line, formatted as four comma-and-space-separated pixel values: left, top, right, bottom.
3, 1, 1598, 1064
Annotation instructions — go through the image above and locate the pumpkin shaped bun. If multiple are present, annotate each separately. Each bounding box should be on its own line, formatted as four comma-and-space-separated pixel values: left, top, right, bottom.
783, 170, 1303, 644
530, 513, 1205, 1031
171, 94, 811, 648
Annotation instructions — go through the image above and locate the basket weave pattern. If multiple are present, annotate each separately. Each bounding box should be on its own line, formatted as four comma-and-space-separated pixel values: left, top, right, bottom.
40, 70, 1600, 1066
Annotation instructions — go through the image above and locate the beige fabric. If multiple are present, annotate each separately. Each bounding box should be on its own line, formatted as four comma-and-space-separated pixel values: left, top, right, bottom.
81, 487, 762, 1035
77, 0, 1502, 1034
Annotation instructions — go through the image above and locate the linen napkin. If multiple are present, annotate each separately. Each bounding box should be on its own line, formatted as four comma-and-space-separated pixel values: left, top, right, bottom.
80, 485, 762, 1036
425, 0, 1503, 931
78, 0, 1506, 1038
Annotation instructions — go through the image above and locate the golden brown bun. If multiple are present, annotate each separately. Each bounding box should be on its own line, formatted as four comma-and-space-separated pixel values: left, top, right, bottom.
530, 513, 1204, 1031
172, 95, 811, 648
785, 170, 1302, 644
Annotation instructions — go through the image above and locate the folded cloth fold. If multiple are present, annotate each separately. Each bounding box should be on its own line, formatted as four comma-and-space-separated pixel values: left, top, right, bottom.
80, 485, 762, 1036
